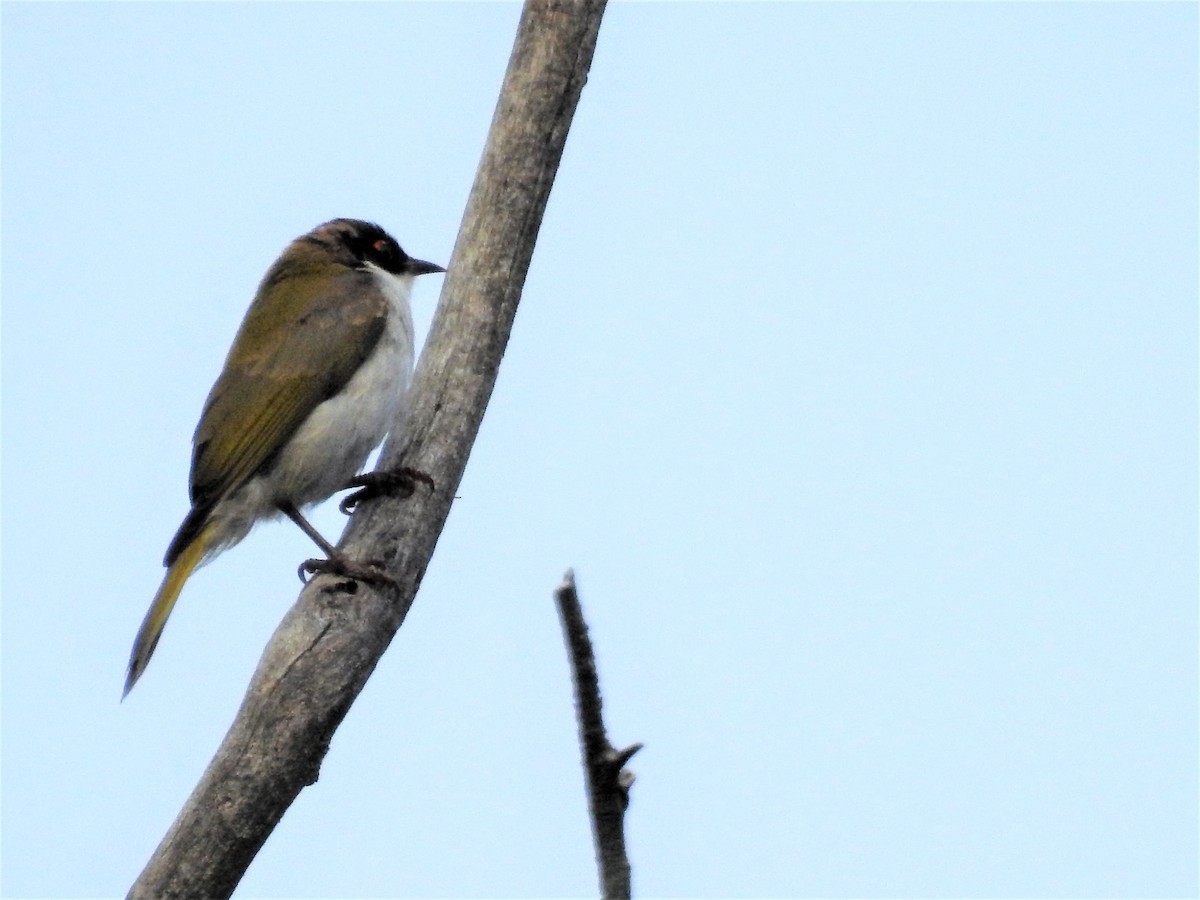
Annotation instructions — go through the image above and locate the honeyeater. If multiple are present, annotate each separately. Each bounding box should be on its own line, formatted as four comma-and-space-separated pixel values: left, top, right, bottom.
124, 218, 444, 696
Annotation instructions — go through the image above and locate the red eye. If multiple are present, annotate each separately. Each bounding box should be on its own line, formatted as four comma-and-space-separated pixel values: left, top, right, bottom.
373, 239, 389, 253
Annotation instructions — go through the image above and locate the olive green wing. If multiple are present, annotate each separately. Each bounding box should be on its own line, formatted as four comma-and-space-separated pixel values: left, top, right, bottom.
186, 267, 386, 517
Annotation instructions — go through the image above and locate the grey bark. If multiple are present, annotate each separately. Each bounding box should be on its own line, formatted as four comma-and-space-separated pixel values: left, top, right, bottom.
128, 2, 608, 897
555, 570, 642, 899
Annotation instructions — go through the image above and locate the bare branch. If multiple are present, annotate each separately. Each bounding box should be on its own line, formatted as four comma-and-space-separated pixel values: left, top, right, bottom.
555, 570, 642, 900
128, 3, 607, 897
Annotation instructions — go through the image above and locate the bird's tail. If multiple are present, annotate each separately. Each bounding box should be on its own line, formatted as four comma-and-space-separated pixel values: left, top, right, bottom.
123, 525, 213, 698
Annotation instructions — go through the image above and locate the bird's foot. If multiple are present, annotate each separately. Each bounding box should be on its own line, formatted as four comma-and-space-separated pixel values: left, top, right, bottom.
297, 553, 395, 589
339, 467, 435, 514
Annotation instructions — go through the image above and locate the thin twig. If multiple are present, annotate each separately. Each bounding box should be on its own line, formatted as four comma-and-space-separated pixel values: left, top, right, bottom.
555, 569, 642, 900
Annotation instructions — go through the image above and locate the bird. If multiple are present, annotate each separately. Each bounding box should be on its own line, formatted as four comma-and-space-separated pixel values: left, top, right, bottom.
124, 218, 444, 697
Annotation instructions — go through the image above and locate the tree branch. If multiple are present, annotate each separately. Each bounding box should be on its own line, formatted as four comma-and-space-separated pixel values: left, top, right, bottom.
128, 3, 608, 897
555, 570, 642, 900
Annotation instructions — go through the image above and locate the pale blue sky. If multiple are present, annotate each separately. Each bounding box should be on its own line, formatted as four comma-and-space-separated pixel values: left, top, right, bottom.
2, 3, 1196, 898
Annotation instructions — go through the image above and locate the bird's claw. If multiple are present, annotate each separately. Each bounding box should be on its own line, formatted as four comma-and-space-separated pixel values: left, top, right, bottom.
297, 556, 395, 588
339, 467, 435, 514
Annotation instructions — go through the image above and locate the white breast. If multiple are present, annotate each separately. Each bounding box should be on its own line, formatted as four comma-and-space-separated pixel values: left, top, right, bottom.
269, 266, 416, 506
189, 265, 417, 562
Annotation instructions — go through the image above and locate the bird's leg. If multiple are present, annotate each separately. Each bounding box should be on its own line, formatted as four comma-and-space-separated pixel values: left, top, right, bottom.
277, 501, 394, 586
339, 467, 435, 515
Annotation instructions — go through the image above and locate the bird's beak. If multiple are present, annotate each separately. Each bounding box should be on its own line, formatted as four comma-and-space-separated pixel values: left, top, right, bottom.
408, 258, 446, 276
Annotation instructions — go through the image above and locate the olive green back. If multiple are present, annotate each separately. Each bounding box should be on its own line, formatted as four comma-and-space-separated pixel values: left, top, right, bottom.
164, 258, 385, 565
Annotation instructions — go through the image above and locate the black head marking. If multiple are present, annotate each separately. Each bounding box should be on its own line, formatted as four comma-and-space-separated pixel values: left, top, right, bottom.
333, 220, 410, 276
304, 219, 442, 277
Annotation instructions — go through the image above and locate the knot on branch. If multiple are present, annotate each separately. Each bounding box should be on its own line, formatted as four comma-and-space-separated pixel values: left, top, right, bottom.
604, 742, 643, 808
